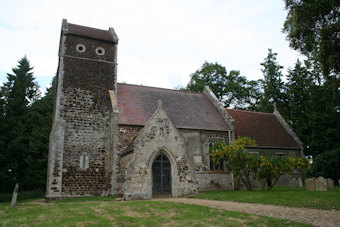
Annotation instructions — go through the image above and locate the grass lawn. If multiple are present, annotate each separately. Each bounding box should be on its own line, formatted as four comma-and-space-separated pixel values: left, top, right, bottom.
188, 186, 340, 210
0, 197, 311, 226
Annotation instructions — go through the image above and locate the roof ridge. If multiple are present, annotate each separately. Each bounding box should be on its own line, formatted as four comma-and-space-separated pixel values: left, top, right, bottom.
227, 108, 274, 115
117, 83, 204, 95
68, 22, 109, 33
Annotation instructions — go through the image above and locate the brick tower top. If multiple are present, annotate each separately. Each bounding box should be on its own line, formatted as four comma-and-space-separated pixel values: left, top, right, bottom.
61, 18, 118, 43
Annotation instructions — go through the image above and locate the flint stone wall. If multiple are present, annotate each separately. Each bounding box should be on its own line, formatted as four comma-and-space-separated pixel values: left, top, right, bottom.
117, 123, 233, 197
46, 32, 117, 199
123, 106, 198, 200
195, 172, 233, 190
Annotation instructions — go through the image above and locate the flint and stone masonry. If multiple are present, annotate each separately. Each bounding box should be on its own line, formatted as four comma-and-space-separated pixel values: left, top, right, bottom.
46, 19, 303, 200
46, 19, 119, 199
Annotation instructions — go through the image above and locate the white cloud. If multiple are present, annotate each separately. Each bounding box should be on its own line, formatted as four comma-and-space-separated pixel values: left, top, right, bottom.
0, 0, 302, 91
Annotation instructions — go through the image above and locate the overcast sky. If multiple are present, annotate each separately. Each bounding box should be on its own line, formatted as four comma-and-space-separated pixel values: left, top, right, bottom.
0, 0, 303, 94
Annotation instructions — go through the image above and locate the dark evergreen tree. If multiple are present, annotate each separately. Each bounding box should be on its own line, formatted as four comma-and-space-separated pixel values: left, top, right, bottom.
306, 78, 340, 157
25, 77, 56, 190
256, 49, 286, 113
284, 60, 313, 155
311, 148, 340, 183
0, 56, 40, 192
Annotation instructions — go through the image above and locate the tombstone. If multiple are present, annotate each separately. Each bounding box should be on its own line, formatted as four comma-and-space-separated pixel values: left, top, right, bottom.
315, 176, 328, 191
290, 177, 299, 189
327, 178, 334, 189
11, 183, 19, 207
305, 178, 315, 191
298, 177, 304, 189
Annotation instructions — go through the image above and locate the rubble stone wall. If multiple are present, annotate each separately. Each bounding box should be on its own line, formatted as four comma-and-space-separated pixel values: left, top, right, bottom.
46, 31, 118, 199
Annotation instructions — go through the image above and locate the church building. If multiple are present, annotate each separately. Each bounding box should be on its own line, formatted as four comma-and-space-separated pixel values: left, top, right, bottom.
46, 20, 302, 200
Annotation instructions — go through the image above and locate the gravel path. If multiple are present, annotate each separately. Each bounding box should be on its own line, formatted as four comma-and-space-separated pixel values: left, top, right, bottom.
153, 198, 340, 227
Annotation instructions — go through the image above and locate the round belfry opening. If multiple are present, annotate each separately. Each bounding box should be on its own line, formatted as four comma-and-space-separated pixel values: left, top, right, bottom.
152, 153, 171, 195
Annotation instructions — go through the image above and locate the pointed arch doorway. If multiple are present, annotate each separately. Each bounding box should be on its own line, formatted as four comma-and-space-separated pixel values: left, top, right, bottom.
152, 152, 171, 195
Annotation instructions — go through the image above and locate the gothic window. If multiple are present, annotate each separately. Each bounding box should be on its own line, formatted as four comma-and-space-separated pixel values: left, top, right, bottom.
208, 138, 225, 171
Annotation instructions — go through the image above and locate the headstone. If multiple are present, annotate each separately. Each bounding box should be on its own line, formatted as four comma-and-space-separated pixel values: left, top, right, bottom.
327, 178, 334, 188
290, 177, 299, 189
11, 183, 19, 207
305, 178, 315, 191
315, 176, 328, 191
298, 177, 304, 189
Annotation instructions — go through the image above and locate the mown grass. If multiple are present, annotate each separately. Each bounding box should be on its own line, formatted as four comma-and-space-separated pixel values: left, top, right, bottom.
52, 195, 119, 203
0, 199, 311, 226
188, 186, 340, 210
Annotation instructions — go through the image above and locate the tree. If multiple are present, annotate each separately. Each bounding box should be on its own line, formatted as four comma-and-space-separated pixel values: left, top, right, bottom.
185, 61, 260, 108
25, 77, 56, 189
311, 148, 340, 183
209, 137, 258, 190
0, 56, 40, 192
256, 49, 286, 113
258, 155, 310, 190
284, 60, 313, 153
306, 77, 340, 157
283, 0, 340, 78
209, 137, 310, 191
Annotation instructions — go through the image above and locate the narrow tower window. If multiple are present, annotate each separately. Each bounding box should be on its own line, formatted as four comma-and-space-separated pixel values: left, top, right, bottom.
80, 154, 89, 170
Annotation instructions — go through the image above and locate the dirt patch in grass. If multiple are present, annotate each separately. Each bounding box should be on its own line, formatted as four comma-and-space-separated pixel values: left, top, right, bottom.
228, 217, 247, 224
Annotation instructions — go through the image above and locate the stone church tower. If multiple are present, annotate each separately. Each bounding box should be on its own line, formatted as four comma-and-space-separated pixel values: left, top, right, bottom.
46, 19, 119, 199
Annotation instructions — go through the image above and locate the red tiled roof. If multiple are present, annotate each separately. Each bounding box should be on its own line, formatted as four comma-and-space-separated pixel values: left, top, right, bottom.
117, 83, 230, 131
227, 109, 299, 148
67, 23, 116, 43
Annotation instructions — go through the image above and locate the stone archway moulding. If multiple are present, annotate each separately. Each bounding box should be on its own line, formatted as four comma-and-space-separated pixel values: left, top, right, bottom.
147, 146, 179, 197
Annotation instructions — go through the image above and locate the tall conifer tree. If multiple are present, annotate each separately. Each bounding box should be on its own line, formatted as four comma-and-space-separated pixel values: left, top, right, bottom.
0, 56, 39, 192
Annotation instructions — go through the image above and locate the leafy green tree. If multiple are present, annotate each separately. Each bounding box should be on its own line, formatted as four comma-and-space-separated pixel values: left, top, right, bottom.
311, 148, 340, 183
258, 155, 310, 191
186, 61, 260, 108
283, 0, 340, 78
256, 49, 286, 113
0, 56, 40, 192
210, 137, 310, 191
209, 137, 258, 190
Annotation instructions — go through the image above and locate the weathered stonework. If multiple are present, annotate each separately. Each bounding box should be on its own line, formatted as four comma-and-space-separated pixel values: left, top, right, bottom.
122, 103, 199, 200
305, 177, 316, 191
315, 176, 328, 191
46, 19, 118, 199
327, 178, 334, 189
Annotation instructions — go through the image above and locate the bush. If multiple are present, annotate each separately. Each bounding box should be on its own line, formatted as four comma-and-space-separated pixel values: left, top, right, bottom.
312, 148, 340, 184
